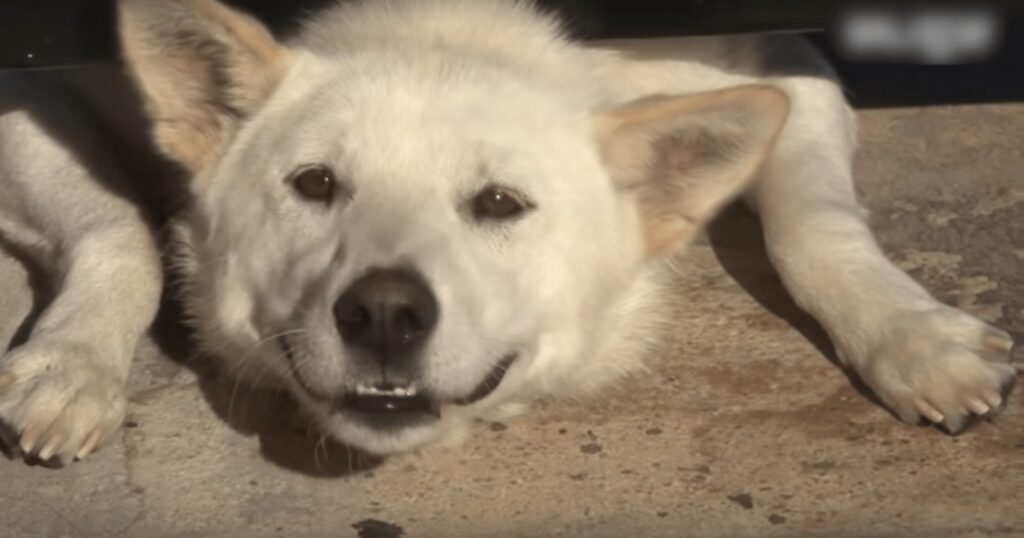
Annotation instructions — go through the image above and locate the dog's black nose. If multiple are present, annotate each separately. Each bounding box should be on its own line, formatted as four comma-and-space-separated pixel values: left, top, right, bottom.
334, 268, 439, 355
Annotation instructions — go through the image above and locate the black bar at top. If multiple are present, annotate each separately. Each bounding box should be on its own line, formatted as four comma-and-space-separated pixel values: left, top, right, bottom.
0, 1, 1021, 107
0, 0, 857, 70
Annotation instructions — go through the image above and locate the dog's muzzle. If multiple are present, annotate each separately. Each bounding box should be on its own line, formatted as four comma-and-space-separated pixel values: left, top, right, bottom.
283, 267, 520, 430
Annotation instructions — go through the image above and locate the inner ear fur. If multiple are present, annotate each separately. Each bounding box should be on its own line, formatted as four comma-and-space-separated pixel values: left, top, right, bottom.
596, 85, 790, 257
119, 0, 291, 171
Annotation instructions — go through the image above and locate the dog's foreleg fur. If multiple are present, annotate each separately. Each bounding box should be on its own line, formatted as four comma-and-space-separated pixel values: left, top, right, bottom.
0, 79, 162, 461
747, 41, 1017, 433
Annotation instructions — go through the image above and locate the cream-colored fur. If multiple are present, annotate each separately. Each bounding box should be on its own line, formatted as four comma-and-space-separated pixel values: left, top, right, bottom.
0, 0, 1015, 462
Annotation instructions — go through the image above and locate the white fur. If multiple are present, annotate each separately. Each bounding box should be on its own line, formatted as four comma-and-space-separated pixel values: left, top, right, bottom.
0, 0, 1015, 461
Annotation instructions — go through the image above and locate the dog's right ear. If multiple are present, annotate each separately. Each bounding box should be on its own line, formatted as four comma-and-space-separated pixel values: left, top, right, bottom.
595, 85, 790, 258
119, 0, 291, 171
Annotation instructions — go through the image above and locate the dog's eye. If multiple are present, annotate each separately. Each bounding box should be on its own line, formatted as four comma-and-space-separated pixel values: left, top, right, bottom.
472, 186, 532, 221
291, 166, 336, 202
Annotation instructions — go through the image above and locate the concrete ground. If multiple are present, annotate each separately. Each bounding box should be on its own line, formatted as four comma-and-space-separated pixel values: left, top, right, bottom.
1, 103, 1022, 538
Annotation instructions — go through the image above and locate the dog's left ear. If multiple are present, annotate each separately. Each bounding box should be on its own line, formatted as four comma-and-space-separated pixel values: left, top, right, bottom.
596, 85, 790, 257
119, 0, 291, 172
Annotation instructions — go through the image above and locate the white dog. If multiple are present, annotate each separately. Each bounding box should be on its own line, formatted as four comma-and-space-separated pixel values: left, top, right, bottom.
0, 0, 1016, 463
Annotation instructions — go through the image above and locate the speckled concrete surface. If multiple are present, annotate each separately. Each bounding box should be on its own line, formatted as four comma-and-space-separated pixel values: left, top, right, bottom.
1, 103, 1021, 538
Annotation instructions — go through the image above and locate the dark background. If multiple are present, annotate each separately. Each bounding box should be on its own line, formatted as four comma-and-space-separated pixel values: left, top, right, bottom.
0, 0, 1021, 107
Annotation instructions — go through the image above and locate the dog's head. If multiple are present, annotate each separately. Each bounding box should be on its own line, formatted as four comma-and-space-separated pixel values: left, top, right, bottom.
120, 0, 788, 454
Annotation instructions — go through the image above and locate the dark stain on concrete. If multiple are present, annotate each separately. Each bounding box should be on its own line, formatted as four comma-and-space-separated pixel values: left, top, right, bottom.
645, 427, 663, 435
801, 460, 837, 473
769, 514, 786, 525
728, 493, 754, 510
489, 422, 508, 432
353, 519, 405, 538
580, 443, 603, 454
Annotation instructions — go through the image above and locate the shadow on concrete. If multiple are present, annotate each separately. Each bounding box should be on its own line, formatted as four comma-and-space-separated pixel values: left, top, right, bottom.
705, 203, 887, 410
0, 240, 52, 353
149, 287, 383, 478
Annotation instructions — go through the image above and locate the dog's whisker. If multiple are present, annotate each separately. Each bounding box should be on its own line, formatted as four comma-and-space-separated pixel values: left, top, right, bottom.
313, 433, 329, 473
226, 329, 308, 423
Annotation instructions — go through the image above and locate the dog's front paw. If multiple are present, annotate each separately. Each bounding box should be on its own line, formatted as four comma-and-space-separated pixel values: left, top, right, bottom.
856, 306, 1018, 434
0, 340, 127, 464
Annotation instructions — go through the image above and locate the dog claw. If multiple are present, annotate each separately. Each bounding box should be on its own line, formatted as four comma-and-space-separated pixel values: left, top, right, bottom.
75, 430, 101, 461
37, 434, 65, 462
914, 400, 945, 424
966, 398, 990, 415
19, 424, 44, 454
982, 331, 1014, 353
982, 390, 1003, 409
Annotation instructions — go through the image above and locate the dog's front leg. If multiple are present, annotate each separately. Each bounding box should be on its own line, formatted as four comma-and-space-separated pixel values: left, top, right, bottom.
0, 224, 161, 462
747, 76, 1017, 433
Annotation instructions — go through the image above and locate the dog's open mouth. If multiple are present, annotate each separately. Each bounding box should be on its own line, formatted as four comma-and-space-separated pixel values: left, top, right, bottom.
339, 354, 518, 429
339, 384, 442, 429
282, 336, 519, 429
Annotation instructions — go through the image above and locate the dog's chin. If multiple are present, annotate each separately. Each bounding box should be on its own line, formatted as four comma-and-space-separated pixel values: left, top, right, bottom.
319, 412, 450, 455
